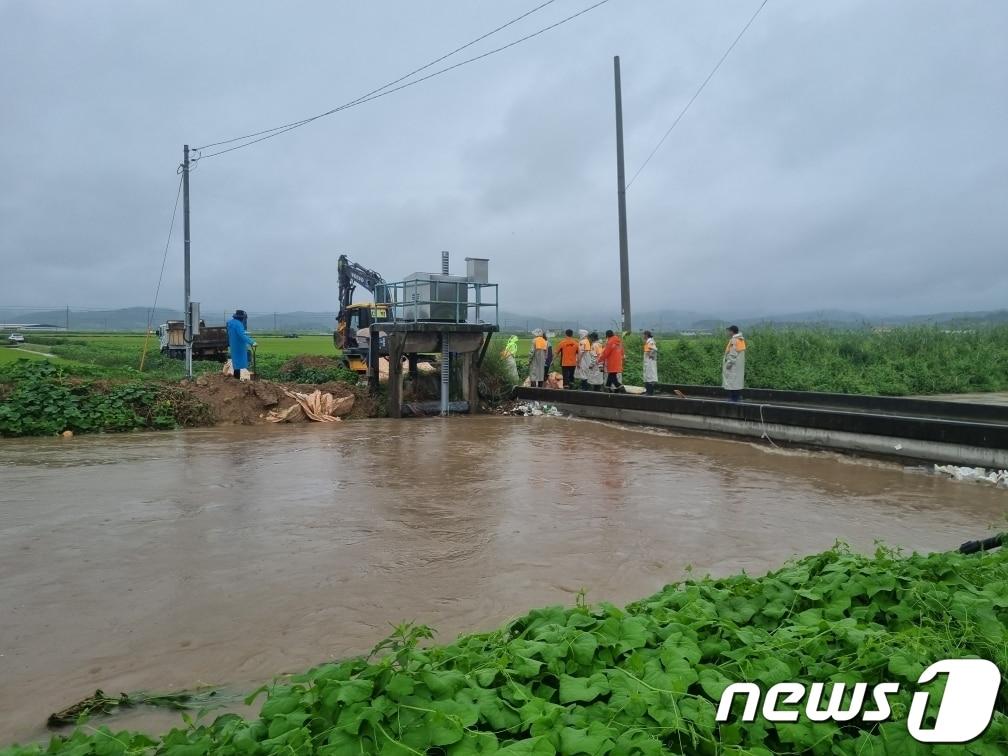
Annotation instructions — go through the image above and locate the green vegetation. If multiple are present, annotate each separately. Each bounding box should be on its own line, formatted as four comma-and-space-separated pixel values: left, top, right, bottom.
0, 362, 212, 437
10, 334, 337, 381
0, 335, 363, 437
4, 543, 1006, 754
0, 346, 57, 365
2, 326, 1005, 436
498, 326, 1008, 395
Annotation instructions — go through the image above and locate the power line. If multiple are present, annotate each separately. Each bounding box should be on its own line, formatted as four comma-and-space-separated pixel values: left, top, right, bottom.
625, 0, 769, 190
195, 0, 561, 153
146, 175, 184, 330
195, 0, 612, 161
140, 176, 184, 370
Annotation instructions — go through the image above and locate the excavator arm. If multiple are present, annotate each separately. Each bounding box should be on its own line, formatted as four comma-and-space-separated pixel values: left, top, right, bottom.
337, 254, 387, 316
335, 254, 391, 367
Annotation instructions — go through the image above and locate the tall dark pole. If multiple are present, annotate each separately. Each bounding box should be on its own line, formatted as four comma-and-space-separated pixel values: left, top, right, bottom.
614, 56, 631, 333
183, 144, 192, 377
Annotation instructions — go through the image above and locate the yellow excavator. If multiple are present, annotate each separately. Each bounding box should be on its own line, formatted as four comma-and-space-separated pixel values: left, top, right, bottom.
334, 254, 391, 373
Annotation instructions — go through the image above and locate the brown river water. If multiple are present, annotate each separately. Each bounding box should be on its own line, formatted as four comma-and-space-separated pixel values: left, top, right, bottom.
1, 416, 1005, 744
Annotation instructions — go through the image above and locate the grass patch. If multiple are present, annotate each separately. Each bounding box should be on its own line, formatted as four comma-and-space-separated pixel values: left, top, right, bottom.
0, 346, 57, 364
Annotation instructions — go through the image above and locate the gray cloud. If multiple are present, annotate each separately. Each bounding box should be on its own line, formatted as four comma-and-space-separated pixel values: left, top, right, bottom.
1, 0, 1006, 320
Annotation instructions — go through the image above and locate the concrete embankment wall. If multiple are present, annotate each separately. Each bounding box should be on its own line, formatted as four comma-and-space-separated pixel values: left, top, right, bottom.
514, 388, 1008, 468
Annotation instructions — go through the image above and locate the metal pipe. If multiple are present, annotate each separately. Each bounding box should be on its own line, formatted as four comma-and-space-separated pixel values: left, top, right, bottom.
440, 249, 452, 413
440, 333, 450, 416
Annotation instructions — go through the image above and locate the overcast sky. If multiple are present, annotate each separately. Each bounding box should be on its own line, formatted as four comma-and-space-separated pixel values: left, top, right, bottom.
1, 0, 1006, 320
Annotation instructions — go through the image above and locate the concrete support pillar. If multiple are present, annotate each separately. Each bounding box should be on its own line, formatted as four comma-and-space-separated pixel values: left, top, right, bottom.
461, 352, 480, 414
387, 333, 406, 419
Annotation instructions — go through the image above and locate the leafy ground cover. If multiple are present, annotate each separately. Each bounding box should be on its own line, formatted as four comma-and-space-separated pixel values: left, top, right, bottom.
4, 543, 1005, 754
0, 361, 212, 436
498, 326, 1008, 395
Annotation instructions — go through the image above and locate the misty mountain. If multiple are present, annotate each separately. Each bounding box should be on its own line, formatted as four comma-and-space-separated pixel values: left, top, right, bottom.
3, 307, 1004, 334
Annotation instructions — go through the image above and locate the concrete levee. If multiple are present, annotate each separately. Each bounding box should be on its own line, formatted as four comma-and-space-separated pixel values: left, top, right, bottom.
550, 402, 1008, 468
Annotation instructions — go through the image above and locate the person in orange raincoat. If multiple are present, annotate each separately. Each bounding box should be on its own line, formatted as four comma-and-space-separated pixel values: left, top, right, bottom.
598, 329, 626, 393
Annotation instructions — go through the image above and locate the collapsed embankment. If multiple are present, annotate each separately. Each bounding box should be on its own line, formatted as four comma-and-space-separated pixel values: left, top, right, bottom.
180, 373, 377, 424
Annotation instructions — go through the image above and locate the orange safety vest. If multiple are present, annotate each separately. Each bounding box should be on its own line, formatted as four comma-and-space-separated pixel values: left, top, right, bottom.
533, 335, 548, 351
579, 337, 592, 353
555, 337, 579, 367
725, 335, 746, 353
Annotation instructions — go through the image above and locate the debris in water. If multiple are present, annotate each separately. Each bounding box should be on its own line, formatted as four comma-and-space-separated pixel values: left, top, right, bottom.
934, 464, 1008, 487
47, 688, 221, 728
513, 401, 561, 417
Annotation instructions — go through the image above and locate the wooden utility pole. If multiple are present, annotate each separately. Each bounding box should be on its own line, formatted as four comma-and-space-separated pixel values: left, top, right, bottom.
614, 56, 632, 333
182, 145, 192, 377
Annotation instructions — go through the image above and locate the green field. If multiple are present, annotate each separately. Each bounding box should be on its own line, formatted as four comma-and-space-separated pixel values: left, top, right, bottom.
4, 326, 1007, 396
3, 333, 337, 380
0, 346, 58, 364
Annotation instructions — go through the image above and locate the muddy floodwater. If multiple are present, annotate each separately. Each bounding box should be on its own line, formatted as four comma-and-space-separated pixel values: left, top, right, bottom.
1, 416, 1005, 744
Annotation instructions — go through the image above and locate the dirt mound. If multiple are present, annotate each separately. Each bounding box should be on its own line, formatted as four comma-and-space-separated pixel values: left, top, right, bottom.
180, 374, 362, 425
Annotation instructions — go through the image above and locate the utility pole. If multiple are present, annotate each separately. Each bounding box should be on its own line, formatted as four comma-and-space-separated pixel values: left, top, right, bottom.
273, 312, 277, 332
65, 305, 69, 332
614, 56, 632, 333
182, 145, 192, 378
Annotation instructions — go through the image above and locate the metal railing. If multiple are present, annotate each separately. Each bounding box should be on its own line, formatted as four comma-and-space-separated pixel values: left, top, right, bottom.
377, 280, 499, 325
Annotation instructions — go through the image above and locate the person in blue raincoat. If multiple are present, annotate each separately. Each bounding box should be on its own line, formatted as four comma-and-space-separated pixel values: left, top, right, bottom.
226, 309, 256, 378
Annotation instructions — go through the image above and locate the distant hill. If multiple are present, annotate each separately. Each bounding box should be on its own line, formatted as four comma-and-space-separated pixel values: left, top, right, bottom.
8, 307, 180, 331
4, 307, 1004, 333
3, 307, 337, 333
503, 308, 1008, 333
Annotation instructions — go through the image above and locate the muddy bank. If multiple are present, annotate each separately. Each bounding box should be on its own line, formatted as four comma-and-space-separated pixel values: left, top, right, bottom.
180, 373, 377, 424
1, 418, 1006, 744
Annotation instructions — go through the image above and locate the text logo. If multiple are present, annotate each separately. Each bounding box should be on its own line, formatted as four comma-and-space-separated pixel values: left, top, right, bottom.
715, 659, 1001, 744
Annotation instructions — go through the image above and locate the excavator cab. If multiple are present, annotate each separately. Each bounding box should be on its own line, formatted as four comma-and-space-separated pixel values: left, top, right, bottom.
335, 303, 389, 373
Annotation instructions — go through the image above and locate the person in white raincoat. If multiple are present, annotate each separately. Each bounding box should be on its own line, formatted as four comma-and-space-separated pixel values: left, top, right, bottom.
642, 330, 659, 394
586, 331, 605, 390
722, 325, 746, 401
574, 329, 593, 390
528, 329, 548, 387
500, 335, 520, 383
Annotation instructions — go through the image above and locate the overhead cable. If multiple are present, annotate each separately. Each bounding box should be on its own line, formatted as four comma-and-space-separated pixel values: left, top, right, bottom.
625, 0, 769, 190
194, 0, 612, 160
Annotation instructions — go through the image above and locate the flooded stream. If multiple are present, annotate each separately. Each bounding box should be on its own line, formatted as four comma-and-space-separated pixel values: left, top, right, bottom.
1, 416, 1005, 744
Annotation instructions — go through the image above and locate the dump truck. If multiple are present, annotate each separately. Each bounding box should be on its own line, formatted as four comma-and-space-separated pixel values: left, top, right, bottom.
157, 320, 230, 361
